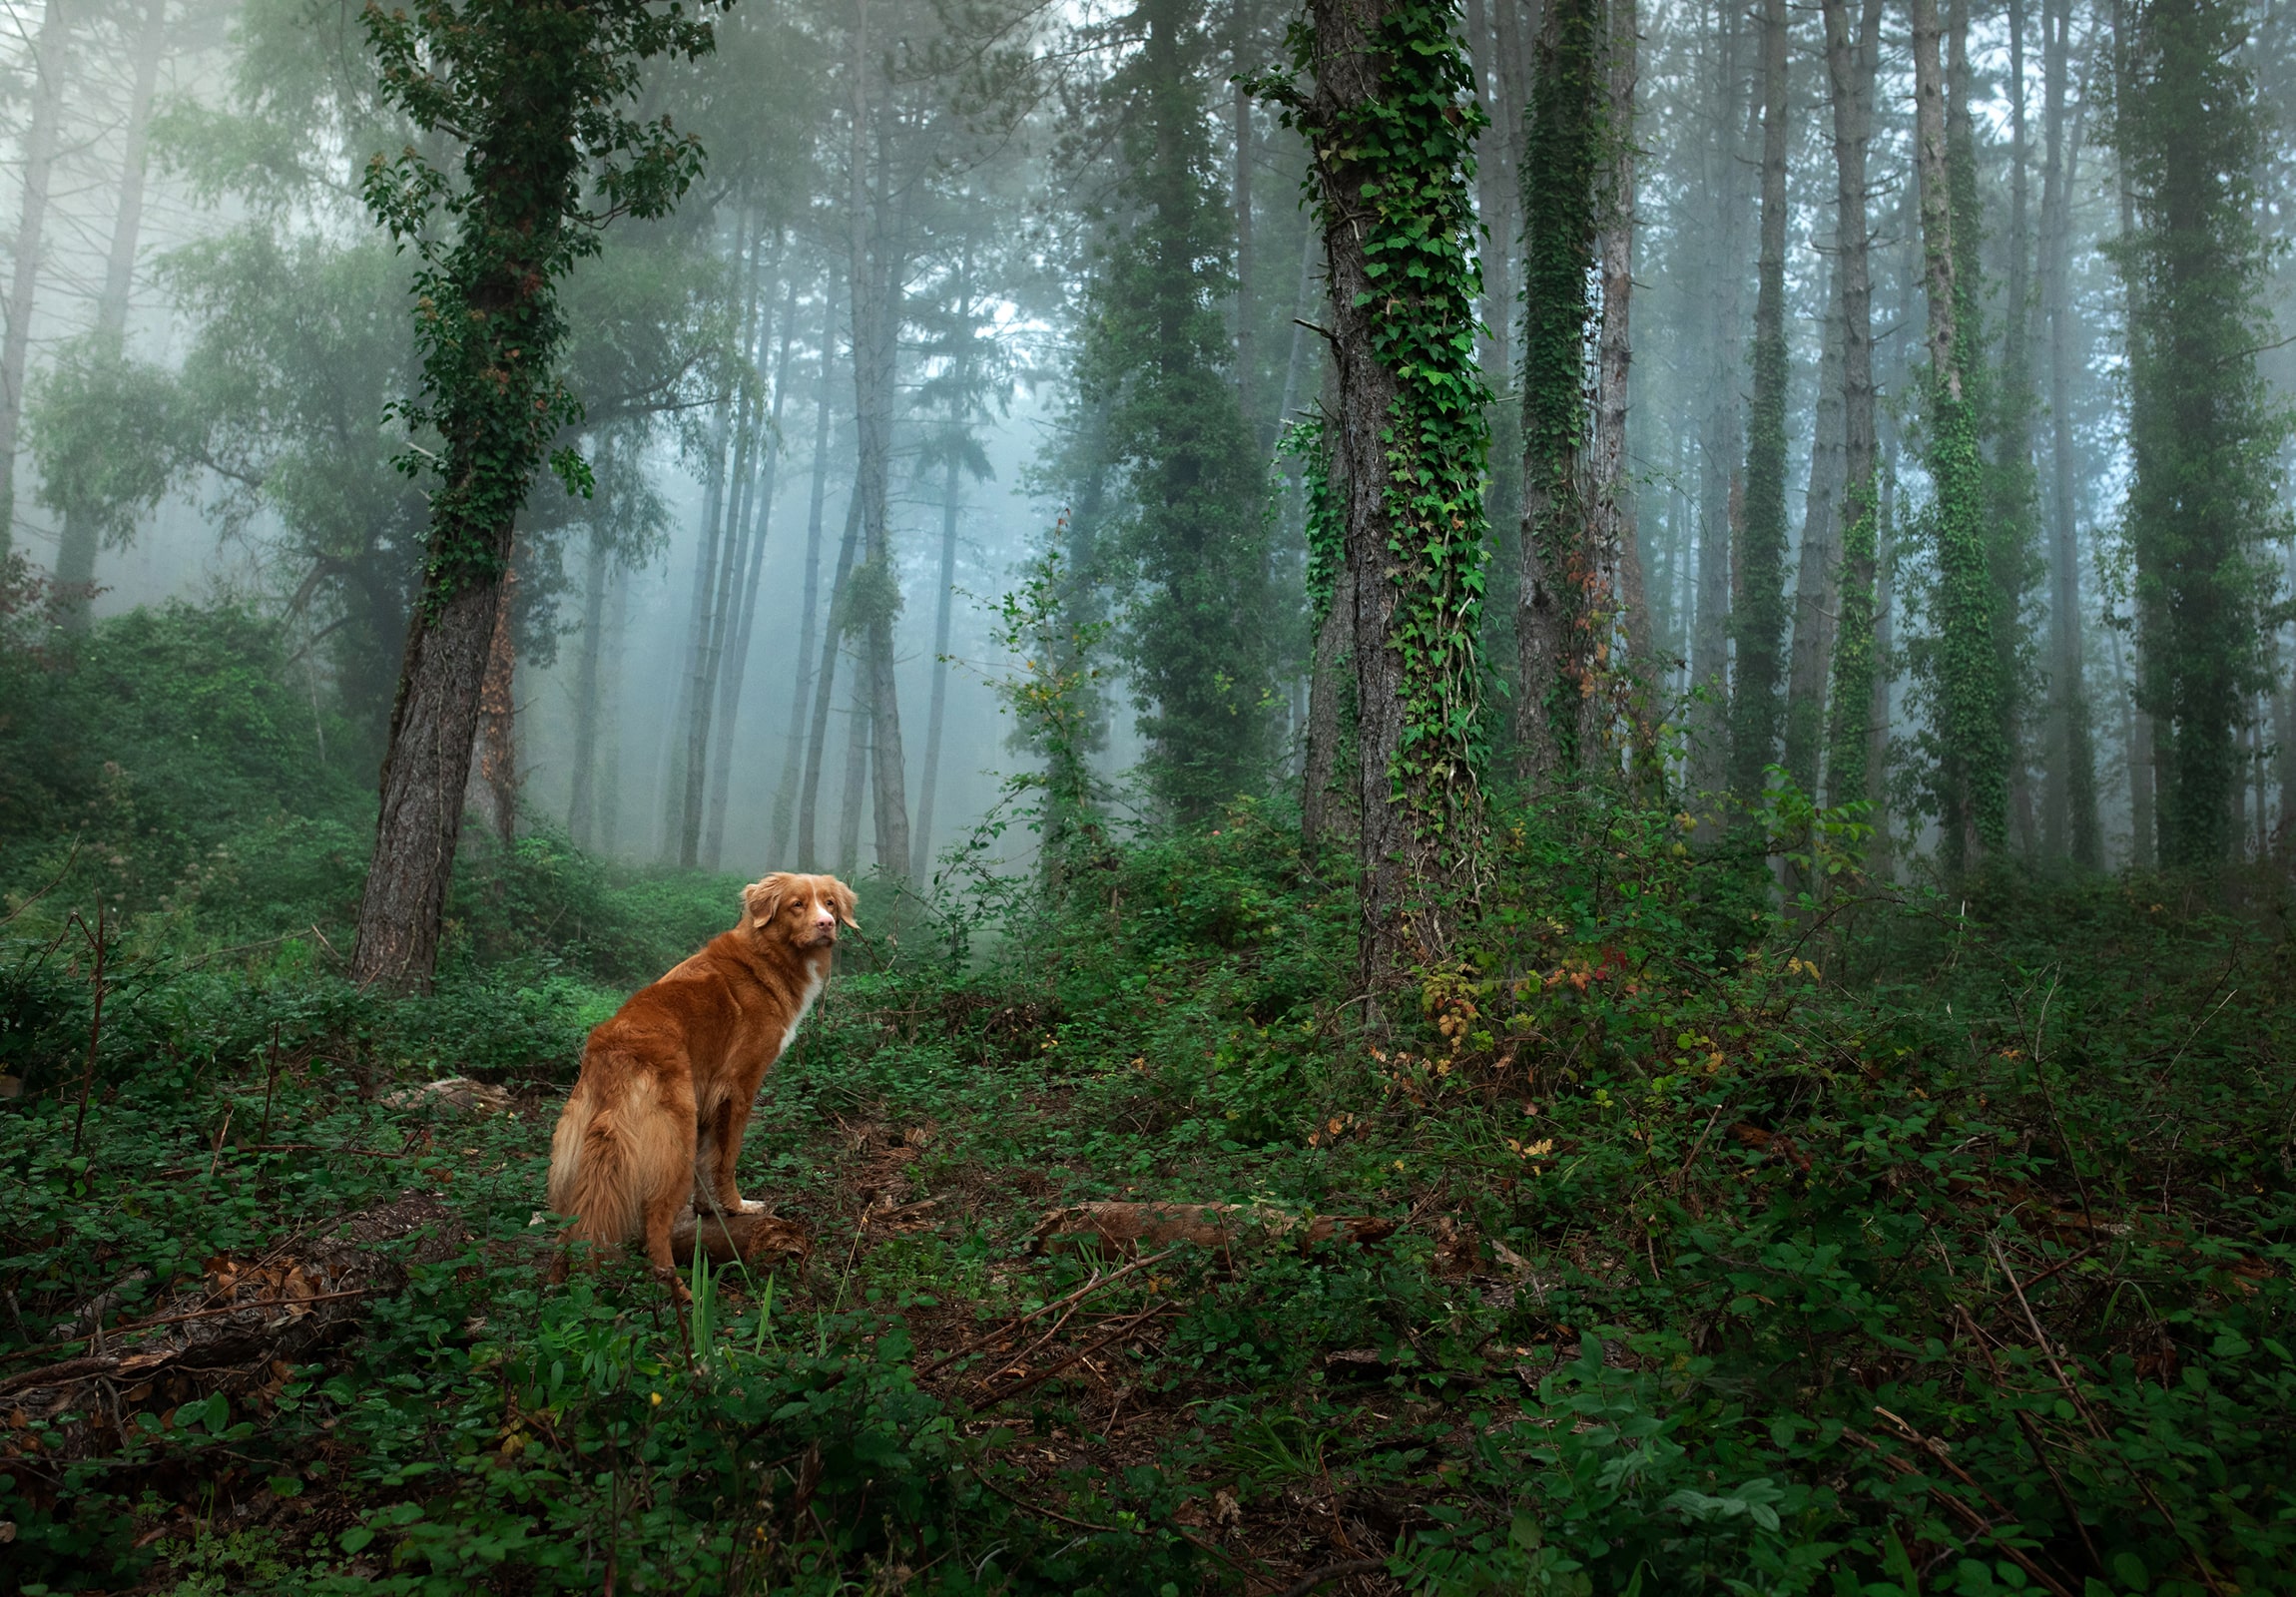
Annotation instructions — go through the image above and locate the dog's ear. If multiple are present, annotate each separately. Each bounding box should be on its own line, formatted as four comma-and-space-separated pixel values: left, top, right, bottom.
830, 877, 861, 929
742, 873, 791, 931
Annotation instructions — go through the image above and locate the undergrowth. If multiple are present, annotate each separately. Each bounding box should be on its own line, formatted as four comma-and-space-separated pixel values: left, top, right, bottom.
1, 603, 2291, 1596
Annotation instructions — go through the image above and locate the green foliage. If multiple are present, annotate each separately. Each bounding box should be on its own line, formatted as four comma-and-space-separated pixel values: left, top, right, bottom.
24, 336, 190, 561
11, 600, 2293, 1597
982, 547, 1113, 881
1824, 494, 1880, 812
2113, 0, 2292, 868
1287, 413, 1344, 625
1071, 0, 1276, 823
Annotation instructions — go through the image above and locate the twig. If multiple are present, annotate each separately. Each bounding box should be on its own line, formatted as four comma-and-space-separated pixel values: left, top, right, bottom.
1276, 1557, 1389, 1597
0, 837, 81, 930
915, 1247, 1179, 1377
1839, 1425, 2074, 1597
69, 903, 108, 1157
0, 1354, 124, 1394
207, 1106, 237, 1180
971, 1469, 1124, 1534
261, 1024, 283, 1142
1991, 1240, 2230, 1597
1671, 1105, 1726, 1188
1955, 1304, 2105, 1580
978, 1302, 1171, 1402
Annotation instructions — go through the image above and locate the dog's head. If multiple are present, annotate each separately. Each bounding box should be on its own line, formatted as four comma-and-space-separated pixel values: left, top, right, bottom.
741, 872, 860, 950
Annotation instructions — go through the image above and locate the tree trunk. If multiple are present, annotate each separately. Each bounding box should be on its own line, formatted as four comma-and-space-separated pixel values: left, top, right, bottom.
568, 513, 609, 847
771, 281, 840, 864
1595, 0, 1649, 735
666, 395, 735, 860
1687, 0, 1752, 802
837, 649, 871, 875
1300, 0, 1490, 992
1728, 0, 1790, 803
911, 451, 961, 882
705, 271, 799, 869
54, 0, 166, 627
797, 487, 865, 869
472, 559, 519, 843
848, 0, 911, 881
2039, 0, 2101, 865
1783, 259, 1845, 797
0, 0, 72, 564
1232, 0, 1257, 435
1515, 0, 1604, 788
1912, 0, 1996, 870
1821, 0, 1884, 815
597, 558, 627, 856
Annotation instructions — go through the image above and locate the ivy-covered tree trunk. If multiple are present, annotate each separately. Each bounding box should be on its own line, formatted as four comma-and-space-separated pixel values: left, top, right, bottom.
1910, 0, 2001, 871
349, 0, 718, 990
1821, 0, 1884, 814
1514, 0, 1604, 789
568, 513, 610, 848
2038, 0, 2101, 865
1291, 0, 1490, 991
2117, 0, 2287, 868
0, 0, 71, 566
1997, 0, 2042, 860
1727, 0, 1790, 803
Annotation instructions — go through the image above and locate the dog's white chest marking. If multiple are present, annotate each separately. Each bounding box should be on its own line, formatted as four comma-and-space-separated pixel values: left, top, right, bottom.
774, 963, 828, 1065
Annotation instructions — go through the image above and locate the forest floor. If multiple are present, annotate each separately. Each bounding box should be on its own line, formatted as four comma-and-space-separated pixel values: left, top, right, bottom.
3, 803, 2294, 1597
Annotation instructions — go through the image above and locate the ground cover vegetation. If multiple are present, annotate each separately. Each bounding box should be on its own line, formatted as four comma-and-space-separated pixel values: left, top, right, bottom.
3, 0, 2294, 1589
2, 593, 2291, 1596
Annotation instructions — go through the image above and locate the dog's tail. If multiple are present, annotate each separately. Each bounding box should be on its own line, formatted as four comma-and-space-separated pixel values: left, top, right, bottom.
547, 1066, 681, 1253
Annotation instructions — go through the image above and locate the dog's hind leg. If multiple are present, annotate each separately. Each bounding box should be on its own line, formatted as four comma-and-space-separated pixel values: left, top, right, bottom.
636, 1093, 698, 1286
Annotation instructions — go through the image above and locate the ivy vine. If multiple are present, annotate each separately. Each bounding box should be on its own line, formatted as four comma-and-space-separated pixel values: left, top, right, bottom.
1259, 0, 1493, 855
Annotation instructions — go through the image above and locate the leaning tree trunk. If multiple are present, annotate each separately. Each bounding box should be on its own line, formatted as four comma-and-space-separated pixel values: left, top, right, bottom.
55, 0, 165, 627
796, 488, 864, 869
1298, 0, 1491, 993
0, 0, 72, 564
771, 288, 839, 864
837, 653, 871, 875
705, 271, 799, 869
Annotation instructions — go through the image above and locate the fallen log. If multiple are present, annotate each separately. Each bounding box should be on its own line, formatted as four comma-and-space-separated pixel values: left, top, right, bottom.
670, 1209, 812, 1268
1032, 1202, 1398, 1257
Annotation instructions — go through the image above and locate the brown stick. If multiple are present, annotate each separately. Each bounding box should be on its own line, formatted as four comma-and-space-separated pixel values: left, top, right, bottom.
1991, 1240, 2229, 1597
1840, 1425, 2075, 1597
69, 902, 106, 1157
977, 1302, 1171, 1402
1956, 1303, 2105, 1579
914, 1247, 1179, 1377
260, 1023, 283, 1142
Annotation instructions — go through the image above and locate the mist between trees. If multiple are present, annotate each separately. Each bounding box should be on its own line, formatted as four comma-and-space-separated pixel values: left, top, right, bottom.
1, 0, 2293, 959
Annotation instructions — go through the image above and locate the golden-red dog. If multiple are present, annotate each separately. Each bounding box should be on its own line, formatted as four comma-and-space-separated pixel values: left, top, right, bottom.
546, 872, 857, 1279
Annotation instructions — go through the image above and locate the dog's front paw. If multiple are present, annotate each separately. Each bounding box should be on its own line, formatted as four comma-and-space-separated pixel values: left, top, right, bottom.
733, 1198, 768, 1215
651, 1264, 693, 1305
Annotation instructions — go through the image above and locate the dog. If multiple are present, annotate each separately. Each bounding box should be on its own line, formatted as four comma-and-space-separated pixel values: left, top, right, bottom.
546, 871, 858, 1281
